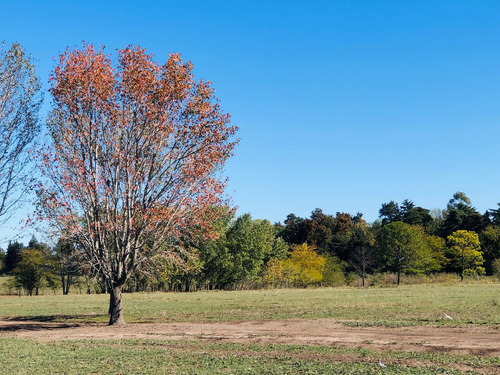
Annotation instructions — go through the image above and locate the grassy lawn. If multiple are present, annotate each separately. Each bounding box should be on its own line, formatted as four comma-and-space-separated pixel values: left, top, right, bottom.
0, 338, 499, 374
0, 281, 499, 326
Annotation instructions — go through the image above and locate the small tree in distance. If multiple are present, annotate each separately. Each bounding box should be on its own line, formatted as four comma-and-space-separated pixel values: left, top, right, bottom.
37, 44, 238, 324
282, 243, 326, 286
447, 230, 484, 281
348, 223, 375, 287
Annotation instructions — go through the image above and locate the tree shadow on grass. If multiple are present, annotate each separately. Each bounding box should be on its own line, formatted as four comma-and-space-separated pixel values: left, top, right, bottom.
0, 314, 105, 332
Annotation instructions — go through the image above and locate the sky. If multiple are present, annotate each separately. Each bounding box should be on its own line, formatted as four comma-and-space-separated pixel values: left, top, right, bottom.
2, 0, 500, 242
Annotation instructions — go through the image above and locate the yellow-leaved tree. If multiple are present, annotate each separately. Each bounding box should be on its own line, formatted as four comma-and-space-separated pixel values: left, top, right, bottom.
447, 230, 484, 281
282, 243, 325, 286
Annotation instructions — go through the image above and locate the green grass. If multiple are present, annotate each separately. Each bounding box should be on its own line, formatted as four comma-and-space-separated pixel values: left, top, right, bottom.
0, 282, 499, 326
1, 282, 500, 373
0, 338, 498, 374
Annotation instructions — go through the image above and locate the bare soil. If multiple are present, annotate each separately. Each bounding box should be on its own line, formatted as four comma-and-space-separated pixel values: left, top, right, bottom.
1, 318, 499, 357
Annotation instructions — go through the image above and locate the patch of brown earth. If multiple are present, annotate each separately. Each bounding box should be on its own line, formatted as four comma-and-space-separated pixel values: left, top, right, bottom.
0, 318, 499, 357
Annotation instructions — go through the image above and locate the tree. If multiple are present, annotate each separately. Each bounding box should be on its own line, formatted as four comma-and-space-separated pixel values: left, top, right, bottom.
3, 240, 23, 274
442, 192, 484, 237
480, 225, 500, 274
282, 213, 308, 245
282, 243, 326, 286
13, 248, 55, 296
0, 248, 5, 272
54, 239, 82, 295
224, 214, 276, 286
0, 42, 41, 221
37, 44, 237, 324
306, 208, 335, 253
447, 230, 484, 281
348, 222, 376, 287
379, 201, 401, 225
400, 199, 433, 228
377, 222, 430, 285
328, 212, 356, 261
379, 200, 432, 228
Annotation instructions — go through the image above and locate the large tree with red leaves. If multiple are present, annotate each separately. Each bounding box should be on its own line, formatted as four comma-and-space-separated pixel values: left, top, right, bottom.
37, 44, 237, 324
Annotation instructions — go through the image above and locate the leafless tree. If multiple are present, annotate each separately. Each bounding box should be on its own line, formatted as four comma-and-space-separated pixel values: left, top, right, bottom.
348, 223, 375, 287
0, 42, 41, 222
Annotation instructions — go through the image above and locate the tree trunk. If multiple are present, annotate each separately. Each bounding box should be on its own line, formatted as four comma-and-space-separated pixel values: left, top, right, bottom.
108, 285, 126, 325
362, 263, 365, 288
397, 269, 401, 286
461, 252, 465, 282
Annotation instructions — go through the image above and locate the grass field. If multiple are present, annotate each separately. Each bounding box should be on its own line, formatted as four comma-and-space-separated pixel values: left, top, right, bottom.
0, 282, 499, 326
1, 338, 499, 374
1, 281, 499, 374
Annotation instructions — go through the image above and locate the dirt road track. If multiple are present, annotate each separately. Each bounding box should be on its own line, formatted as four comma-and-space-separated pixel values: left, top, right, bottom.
1, 318, 499, 356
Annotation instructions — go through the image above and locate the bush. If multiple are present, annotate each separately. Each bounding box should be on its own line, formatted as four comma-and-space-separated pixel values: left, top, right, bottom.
322, 256, 346, 286
492, 258, 500, 281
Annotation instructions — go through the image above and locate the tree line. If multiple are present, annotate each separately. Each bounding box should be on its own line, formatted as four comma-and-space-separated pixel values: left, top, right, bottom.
1, 191, 499, 294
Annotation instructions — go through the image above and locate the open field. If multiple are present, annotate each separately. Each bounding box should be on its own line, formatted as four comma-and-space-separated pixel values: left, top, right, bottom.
1, 282, 499, 326
1, 282, 500, 374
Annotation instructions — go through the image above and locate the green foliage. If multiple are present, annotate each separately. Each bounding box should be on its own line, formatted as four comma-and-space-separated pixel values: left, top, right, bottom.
447, 230, 485, 280
0, 249, 4, 273
262, 258, 283, 284
199, 213, 279, 288
347, 222, 376, 286
424, 235, 446, 272
322, 255, 345, 286
379, 200, 432, 228
269, 236, 288, 260
4, 241, 23, 274
377, 222, 434, 284
13, 249, 55, 296
442, 192, 485, 237
492, 258, 500, 280
479, 225, 500, 273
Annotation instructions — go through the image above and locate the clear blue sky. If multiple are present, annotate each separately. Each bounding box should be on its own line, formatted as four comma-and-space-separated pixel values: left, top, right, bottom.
2, 0, 500, 242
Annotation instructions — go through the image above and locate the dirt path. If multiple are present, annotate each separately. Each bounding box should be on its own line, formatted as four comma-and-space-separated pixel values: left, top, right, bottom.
1, 318, 499, 356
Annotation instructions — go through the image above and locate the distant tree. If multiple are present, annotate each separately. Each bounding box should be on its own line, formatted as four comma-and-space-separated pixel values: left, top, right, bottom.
282, 213, 308, 245
447, 230, 484, 281
400, 200, 433, 228
306, 208, 335, 253
480, 225, 500, 274
0, 42, 41, 221
379, 200, 432, 229
428, 209, 446, 236
263, 258, 284, 285
282, 243, 325, 286
0, 248, 5, 272
322, 255, 346, 286
442, 192, 484, 237
268, 237, 288, 261
379, 201, 401, 225
348, 223, 376, 287
13, 248, 54, 296
424, 234, 447, 272
377, 222, 430, 285
4, 241, 23, 274
199, 213, 278, 289
54, 239, 82, 295
225, 214, 275, 285
487, 203, 500, 225
328, 212, 356, 261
